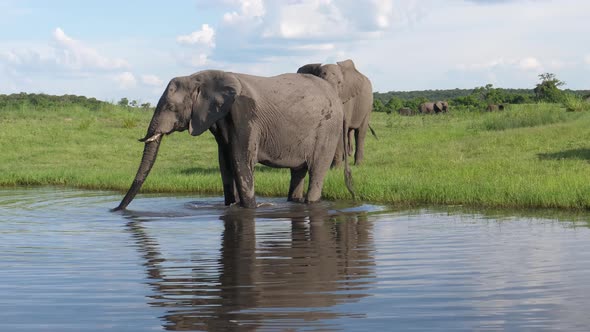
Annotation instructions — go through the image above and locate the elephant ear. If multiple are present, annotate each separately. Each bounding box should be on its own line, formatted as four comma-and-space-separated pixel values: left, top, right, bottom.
189, 71, 242, 136
336, 59, 368, 104
297, 63, 323, 76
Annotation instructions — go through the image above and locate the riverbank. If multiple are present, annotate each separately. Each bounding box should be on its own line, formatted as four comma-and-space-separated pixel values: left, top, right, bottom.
1, 103, 589, 209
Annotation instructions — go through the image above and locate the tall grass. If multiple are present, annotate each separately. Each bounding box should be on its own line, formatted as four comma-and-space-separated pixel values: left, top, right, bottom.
477, 103, 581, 131
2, 102, 590, 209
563, 93, 590, 112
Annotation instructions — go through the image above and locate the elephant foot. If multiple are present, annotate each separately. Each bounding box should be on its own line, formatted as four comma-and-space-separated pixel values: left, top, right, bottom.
288, 197, 306, 204
239, 199, 257, 209
304, 198, 321, 204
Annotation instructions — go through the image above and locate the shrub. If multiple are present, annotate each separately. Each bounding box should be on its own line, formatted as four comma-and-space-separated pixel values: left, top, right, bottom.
563, 93, 590, 112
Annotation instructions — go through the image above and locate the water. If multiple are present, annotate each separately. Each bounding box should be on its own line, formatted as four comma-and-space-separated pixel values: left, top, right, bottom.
1, 188, 590, 331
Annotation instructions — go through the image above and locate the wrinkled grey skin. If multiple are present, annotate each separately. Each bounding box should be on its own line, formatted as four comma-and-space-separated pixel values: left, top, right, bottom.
419, 101, 448, 114
398, 107, 414, 116
297, 59, 373, 166
113, 70, 354, 210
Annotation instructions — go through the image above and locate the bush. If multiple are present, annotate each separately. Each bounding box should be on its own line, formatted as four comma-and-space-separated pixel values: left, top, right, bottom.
563, 93, 590, 112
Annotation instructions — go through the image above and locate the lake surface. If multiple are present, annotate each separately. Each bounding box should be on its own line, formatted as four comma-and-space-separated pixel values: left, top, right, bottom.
1, 188, 590, 331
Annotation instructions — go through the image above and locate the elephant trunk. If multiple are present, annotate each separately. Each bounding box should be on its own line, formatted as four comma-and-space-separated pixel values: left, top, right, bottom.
112, 137, 162, 211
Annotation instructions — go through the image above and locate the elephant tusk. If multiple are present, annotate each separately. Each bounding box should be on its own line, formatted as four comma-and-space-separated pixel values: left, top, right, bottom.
139, 133, 162, 143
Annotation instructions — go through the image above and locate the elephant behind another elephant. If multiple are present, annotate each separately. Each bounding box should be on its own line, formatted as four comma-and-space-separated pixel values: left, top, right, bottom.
297, 59, 373, 166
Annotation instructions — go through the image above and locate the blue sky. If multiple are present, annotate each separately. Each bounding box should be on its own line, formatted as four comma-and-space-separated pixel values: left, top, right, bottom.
1, 0, 589, 104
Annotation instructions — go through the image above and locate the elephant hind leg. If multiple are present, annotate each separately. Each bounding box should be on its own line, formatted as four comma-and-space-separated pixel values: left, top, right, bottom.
348, 129, 355, 156
331, 135, 344, 168
306, 142, 337, 203
354, 118, 370, 165
288, 167, 307, 203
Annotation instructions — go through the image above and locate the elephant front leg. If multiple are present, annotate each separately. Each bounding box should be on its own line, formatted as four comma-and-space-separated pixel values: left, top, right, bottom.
217, 144, 238, 206
230, 144, 257, 208
288, 167, 307, 203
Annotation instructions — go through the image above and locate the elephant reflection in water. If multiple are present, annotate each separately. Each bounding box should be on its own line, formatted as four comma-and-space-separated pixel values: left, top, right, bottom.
126, 205, 375, 331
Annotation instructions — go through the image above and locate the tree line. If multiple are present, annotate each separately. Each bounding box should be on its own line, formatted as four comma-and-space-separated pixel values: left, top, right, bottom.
2, 73, 588, 113
373, 73, 590, 113
0, 93, 155, 111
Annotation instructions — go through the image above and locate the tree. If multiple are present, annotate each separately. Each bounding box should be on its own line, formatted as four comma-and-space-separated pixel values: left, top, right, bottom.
140, 102, 152, 110
534, 73, 565, 103
130, 100, 138, 107
117, 97, 129, 107
373, 99, 385, 112
384, 97, 403, 114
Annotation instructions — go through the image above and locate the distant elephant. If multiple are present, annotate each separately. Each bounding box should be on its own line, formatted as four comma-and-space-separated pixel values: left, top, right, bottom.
113, 70, 354, 210
398, 107, 414, 116
435, 101, 449, 113
418, 102, 435, 114
486, 104, 505, 112
419, 101, 448, 114
297, 59, 373, 166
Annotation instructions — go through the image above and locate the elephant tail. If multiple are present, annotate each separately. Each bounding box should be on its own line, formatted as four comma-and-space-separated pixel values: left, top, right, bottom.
343, 120, 356, 200
369, 124, 378, 140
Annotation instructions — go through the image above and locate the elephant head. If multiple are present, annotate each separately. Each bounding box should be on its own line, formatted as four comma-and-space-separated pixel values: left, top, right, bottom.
297, 63, 345, 98
113, 71, 242, 211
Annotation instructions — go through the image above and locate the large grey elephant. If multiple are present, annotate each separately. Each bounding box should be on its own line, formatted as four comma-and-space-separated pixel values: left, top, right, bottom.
113, 70, 354, 210
419, 101, 448, 114
297, 59, 374, 166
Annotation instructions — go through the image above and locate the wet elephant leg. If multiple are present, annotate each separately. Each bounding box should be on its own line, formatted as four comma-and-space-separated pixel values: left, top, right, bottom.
211, 123, 238, 206
288, 167, 308, 203
306, 148, 334, 203
217, 144, 238, 206
230, 139, 256, 208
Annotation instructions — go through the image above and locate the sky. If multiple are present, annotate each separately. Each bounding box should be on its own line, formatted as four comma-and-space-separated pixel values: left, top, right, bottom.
0, 0, 589, 104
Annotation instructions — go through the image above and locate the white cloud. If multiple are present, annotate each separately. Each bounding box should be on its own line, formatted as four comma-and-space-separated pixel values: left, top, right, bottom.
518, 57, 542, 71
0, 28, 128, 74
584, 54, 590, 65
374, 0, 394, 28
223, 0, 265, 23
115, 71, 137, 89
52, 28, 128, 70
290, 43, 335, 51
141, 74, 163, 87
176, 24, 216, 47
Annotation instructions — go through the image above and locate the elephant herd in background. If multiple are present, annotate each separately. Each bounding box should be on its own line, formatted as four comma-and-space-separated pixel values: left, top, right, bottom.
397, 101, 507, 116
396, 101, 449, 116
114, 59, 374, 210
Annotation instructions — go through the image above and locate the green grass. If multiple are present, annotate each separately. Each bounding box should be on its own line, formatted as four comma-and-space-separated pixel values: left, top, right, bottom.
2, 103, 590, 209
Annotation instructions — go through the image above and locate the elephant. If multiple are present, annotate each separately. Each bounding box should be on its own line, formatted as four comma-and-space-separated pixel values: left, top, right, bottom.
436, 101, 449, 113
398, 107, 414, 116
419, 101, 448, 114
113, 70, 354, 211
418, 102, 435, 114
297, 59, 374, 166
486, 104, 505, 112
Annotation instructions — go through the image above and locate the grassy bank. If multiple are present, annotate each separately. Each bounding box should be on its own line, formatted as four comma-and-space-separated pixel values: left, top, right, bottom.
1, 103, 590, 209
